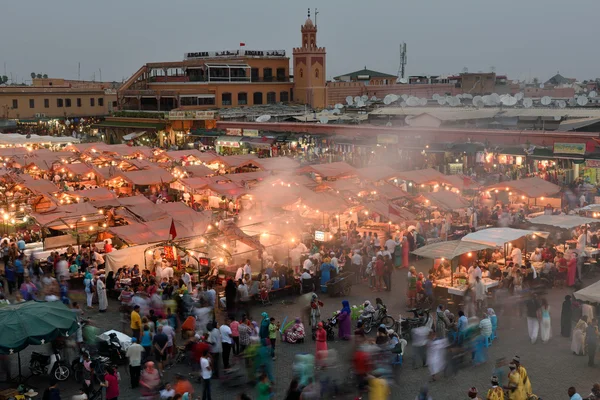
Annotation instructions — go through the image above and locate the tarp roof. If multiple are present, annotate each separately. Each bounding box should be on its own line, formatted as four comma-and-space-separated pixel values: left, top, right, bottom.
374, 183, 410, 200
219, 154, 261, 169
73, 187, 118, 203
63, 163, 93, 177
528, 214, 599, 229
396, 168, 446, 185
101, 144, 154, 158
420, 191, 470, 211
156, 202, 211, 234
297, 161, 357, 179
356, 166, 398, 182
256, 157, 301, 171
165, 149, 215, 161
412, 240, 495, 260
17, 176, 59, 194
30, 202, 102, 227
362, 200, 417, 223
116, 195, 168, 222
180, 164, 214, 177
484, 177, 560, 198
118, 168, 173, 186
462, 227, 549, 247
439, 174, 479, 191
221, 171, 272, 184
0, 134, 79, 145
109, 219, 195, 245
14, 156, 61, 171
574, 280, 600, 303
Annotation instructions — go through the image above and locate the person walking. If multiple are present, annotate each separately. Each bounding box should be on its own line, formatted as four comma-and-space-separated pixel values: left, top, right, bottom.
100, 365, 120, 400
84, 272, 94, 309
208, 322, 222, 378
126, 337, 143, 388
486, 376, 504, 400
525, 294, 540, 344
152, 325, 169, 374
540, 298, 552, 343
411, 325, 429, 369
200, 351, 212, 400
561, 295, 573, 338
130, 305, 142, 341
220, 318, 233, 369
586, 319, 599, 367
96, 276, 108, 313
315, 322, 328, 366
140, 362, 160, 399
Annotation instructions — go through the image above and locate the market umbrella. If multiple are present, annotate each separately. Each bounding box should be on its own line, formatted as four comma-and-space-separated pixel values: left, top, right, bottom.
0, 301, 79, 355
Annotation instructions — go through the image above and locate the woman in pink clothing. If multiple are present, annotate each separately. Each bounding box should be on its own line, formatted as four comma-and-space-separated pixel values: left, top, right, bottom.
567, 253, 577, 287
315, 322, 328, 366
230, 316, 240, 355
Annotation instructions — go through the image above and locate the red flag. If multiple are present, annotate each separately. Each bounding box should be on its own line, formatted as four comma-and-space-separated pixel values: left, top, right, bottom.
239, 42, 246, 47
169, 219, 177, 240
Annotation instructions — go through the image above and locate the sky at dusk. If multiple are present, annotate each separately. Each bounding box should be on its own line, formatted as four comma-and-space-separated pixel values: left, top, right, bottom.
1, 0, 598, 84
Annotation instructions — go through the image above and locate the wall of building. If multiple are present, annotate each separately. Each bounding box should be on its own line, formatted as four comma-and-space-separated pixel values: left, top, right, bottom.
461, 73, 496, 94
0, 89, 117, 119
326, 82, 458, 106
523, 86, 576, 98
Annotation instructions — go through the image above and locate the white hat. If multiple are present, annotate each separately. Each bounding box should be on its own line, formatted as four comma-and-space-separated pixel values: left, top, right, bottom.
25, 389, 38, 397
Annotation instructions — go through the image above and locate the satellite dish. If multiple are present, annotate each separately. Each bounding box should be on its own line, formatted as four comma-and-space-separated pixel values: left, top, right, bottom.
370, 96, 377, 101
474, 98, 485, 108
407, 97, 419, 107
523, 98, 533, 108
255, 115, 271, 122
354, 96, 361, 103
401, 94, 409, 101
500, 95, 511, 105
419, 98, 428, 106
361, 95, 368, 102
383, 96, 392, 105
589, 91, 597, 98
390, 94, 400, 102
558, 100, 567, 109
569, 97, 577, 106
437, 98, 447, 106
553, 115, 562, 121
332, 108, 341, 115
577, 96, 589, 106
398, 78, 408, 84
506, 96, 517, 106
456, 94, 463, 99
462, 93, 473, 99
540, 84, 545, 89
432, 94, 440, 100
400, 101, 407, 107
472, 95, 483, 105
541, 96, 552, 106
334, 103, 344, 109
319, 116, 329, 124
515, 92, 524, 101
346, 96, 353, 105
385, 121, 392, 127
491, 93, 501, 104
357, 100, 365, 107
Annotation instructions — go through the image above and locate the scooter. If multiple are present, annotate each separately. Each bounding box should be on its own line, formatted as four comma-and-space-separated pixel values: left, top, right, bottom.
30, 351, 70, 381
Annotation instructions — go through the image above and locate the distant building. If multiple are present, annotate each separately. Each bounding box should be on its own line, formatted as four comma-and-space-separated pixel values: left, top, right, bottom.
292, 15, 327, 108
0, 78, 117, 120
333, 68, 396, 86
545, 73, 576, 86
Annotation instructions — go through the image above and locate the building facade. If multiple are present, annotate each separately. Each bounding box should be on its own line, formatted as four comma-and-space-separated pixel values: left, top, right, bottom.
0, 78, 117, 120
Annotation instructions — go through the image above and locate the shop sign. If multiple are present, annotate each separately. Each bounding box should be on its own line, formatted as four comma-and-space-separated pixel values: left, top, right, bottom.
216, 140, 240, 148
586, 159, 600, 168
243, 129, 259, 137
226, 128, 242, 136
553, 142, 585, 155
377, 134, 398, 144
168, 110, 216, 120
314, 231, 325, 242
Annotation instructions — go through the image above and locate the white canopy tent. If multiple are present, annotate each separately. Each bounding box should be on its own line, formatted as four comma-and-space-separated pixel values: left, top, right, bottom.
528, 214, 598, 229
574, 280, 600, 303
462, 227, 549, 247
412, 240, 495, 260
0, 134, 80, 145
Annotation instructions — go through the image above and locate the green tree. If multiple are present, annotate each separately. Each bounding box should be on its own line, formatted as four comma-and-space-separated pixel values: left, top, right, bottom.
36, 74, 42, 79
30, 72, 36, 79
42, 74, 48, 79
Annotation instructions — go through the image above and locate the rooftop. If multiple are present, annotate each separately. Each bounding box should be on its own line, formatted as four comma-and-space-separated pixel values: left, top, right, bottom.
334, 67, 397, 81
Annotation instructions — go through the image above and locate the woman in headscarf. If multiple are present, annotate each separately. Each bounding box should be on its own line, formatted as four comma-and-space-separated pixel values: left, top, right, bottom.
96, 276, 108, 313
259, 312, 270, 341
394, 237, 402, 268
283, 318, 306, 344
337, 300, 352, 340
561, 295, 573, 337
84, 271, 94, 309
319, 257, 334, 293
572, 315, 588, 355
487, 308, 498, 339
224, 278, 237, 312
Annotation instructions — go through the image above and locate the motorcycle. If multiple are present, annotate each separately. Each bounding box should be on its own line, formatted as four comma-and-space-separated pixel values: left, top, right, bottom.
396, 308, 431, 340
97, 332, 127, 365
72, 349, 111, 385
360, 306, 395, 334
30, 351, 70, 381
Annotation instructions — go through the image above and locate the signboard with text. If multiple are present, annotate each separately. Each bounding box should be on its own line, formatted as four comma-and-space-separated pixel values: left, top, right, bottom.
314, 231, 325, 242
243, 129, 259, 137
553, 142, 585, 155
586, 159, 600, 168
168, 110, 216, 120
226, 128, 242, 136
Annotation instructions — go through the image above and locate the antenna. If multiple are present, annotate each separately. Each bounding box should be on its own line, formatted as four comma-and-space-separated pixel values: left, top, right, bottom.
397, 42, 407, 79
78, 62, 80, 81
314, 8, 318, 26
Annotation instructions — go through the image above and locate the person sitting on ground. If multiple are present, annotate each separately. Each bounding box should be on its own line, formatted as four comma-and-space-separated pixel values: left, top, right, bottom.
283, 318, 306, 344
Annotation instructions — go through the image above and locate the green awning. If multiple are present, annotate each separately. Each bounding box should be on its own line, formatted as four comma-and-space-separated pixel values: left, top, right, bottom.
92, 121, 166, 130
189, 129, 222, 137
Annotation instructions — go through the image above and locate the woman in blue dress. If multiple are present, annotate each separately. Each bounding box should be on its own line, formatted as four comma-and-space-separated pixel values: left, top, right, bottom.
319, 257, 334, 293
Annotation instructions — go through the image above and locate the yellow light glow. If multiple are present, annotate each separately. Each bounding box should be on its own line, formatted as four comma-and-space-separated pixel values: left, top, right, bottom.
89, 226, 94, 231
467, 252, 472, 257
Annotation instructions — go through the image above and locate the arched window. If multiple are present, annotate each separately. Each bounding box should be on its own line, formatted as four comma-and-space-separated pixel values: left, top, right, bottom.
315, 68, 319, 78
253, 92, 263, 105
299, 69, 303, 78
266, 92, 277, 104
280, 91, 289, 102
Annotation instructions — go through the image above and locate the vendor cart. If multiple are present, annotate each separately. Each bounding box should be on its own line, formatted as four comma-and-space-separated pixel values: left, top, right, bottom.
325, 272, 355, 296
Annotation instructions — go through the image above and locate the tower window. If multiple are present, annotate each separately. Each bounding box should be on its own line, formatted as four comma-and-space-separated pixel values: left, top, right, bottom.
299, 69, 303, 78
315, 69, 319, 78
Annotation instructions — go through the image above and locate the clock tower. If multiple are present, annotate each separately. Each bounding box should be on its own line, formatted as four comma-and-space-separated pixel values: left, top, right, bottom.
293, 9, 327, 109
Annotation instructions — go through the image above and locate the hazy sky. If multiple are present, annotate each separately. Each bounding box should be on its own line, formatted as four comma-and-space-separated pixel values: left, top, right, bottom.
2, 0, 599, 84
